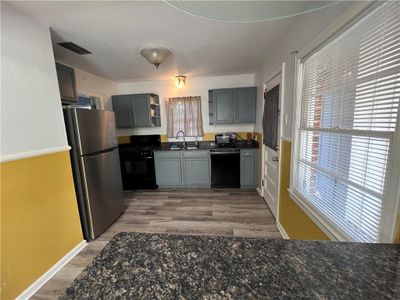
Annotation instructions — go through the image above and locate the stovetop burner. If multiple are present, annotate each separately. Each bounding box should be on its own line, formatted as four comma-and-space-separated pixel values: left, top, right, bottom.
121, 145, 154, 151
119, 134, 161, 153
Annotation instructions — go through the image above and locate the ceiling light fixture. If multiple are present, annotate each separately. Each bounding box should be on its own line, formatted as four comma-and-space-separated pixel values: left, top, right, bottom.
175, 75, 186, 88
140, 47, 171, 69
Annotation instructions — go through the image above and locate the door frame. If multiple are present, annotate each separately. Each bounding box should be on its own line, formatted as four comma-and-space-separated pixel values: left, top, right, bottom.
260, 64, 285, 220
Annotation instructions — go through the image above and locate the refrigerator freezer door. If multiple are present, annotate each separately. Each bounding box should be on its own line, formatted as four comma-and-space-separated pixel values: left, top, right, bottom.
81, 148, 125, 238
73, 108, 118, 155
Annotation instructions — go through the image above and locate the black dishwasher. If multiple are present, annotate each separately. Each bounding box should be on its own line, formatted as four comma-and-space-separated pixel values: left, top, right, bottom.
210, 149, 240, 188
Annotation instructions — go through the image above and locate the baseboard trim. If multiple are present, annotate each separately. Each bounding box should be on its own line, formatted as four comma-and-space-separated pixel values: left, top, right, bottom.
16, 240, 87, 300
256, 187, 263, 196
277, 222, 290, 239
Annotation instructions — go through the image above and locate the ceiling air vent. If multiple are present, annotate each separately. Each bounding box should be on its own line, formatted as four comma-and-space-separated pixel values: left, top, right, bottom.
57, 42, 92, 55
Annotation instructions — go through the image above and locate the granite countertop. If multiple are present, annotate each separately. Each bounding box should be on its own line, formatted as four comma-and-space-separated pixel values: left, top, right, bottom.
62, 232, 399, 299
156, 140, 259, 151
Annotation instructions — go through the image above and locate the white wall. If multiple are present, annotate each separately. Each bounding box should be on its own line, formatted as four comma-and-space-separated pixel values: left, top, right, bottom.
1, 3, 68, 158
254, 1, 352, 140
115, 74, 256, 137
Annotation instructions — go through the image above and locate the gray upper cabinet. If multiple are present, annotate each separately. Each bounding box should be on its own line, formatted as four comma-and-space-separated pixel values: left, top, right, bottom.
212, 89, 235, 124
112, 93, 160, 129
56, 62, 77, 104
235, 87, 256, 123
131, 95, 151, 127
209, 87, 256, 124
112, 95, 132, 128
240, 149, 259, 187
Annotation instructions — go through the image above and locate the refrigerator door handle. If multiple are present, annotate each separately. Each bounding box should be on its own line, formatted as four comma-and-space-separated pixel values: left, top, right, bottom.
85, 147, 118, 158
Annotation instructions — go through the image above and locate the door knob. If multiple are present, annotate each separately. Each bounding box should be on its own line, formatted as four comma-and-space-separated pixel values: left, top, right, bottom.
272, 157, 279, 162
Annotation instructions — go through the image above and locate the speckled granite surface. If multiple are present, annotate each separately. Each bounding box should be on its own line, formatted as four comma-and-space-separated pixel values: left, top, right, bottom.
62, 232, 399, 299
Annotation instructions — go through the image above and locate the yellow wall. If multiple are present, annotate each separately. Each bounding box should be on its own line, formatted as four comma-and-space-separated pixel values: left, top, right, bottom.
278, 140, 329, 240
1, 151, 83, 299
253, 132, 263, 188
117, 136, 130, 144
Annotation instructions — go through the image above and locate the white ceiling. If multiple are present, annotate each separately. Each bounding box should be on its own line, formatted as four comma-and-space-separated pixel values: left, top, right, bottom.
8, 1, 341, 82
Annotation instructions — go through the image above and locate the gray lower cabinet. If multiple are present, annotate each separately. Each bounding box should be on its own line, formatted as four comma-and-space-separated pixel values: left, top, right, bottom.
209, 87, 256, 124
182, 151, 210, 186
154, 152, 183, 186
112, 93, 160, 128
240, 149, 259, 187
154, 151, 210, 187
155, 149, 258, 188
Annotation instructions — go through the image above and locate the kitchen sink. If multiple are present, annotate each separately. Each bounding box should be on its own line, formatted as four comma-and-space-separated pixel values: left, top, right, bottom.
168, 145, 199, 151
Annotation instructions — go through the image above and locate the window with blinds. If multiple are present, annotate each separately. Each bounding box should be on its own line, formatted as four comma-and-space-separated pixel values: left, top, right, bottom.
294, 1, 400, 242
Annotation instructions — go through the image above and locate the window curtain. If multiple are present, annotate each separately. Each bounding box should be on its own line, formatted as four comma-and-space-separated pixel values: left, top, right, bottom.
262, 85, 280, 150
166, 96, 204, 138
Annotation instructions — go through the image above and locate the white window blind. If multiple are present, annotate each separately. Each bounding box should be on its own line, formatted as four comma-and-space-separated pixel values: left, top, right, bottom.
295, 1, 400, 242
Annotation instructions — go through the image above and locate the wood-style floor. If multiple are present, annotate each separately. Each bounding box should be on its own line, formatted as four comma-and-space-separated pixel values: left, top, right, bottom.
32, 189, 281, 299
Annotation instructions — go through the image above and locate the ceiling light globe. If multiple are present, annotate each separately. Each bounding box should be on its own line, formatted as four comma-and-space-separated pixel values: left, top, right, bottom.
141, 47, 171, 69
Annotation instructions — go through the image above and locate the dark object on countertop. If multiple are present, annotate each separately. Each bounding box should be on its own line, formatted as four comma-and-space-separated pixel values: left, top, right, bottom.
119, 135, 161, 190
61, 232, 399, 300
246, 132, 253, 145
215, 133, 237, 147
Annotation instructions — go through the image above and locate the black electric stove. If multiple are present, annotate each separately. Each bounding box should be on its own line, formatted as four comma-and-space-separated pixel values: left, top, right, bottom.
119, 135, 161, 190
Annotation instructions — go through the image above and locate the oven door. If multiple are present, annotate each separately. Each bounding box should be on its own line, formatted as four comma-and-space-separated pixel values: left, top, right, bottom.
120, 151, 156, 189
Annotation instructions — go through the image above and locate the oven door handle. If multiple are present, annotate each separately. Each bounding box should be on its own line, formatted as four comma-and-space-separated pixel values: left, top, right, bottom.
210, 152, 240, 155
144, 156, 153, 160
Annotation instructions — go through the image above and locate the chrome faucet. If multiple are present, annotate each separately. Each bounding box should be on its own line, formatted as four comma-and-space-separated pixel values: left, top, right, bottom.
175, 130, 186, 148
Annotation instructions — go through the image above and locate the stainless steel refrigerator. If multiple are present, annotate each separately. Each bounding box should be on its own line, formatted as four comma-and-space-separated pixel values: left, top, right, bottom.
64, 107, 125, 241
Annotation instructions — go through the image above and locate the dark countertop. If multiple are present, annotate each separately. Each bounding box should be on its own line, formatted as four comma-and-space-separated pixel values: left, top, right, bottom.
62, 232, 400, 299
156, 140, 259, 151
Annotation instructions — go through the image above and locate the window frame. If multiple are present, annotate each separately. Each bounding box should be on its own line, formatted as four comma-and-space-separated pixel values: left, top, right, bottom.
289, 2, 400, 243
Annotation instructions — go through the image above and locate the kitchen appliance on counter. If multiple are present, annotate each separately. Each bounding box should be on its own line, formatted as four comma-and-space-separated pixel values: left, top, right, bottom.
210, 148, 240, 188
215, 133, 237, 147
64, 107, 125, 241
119, 135, 161, 190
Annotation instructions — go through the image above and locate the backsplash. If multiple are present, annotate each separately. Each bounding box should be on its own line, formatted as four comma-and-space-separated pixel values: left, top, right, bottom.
118, 132, 260, 144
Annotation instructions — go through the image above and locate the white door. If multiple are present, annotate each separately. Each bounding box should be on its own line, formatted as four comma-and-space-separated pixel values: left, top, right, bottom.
263, 73, 281, 218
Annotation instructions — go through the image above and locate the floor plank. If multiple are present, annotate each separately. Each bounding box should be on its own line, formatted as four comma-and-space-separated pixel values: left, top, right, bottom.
32, 188, 281, 299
